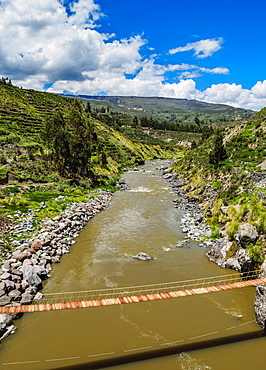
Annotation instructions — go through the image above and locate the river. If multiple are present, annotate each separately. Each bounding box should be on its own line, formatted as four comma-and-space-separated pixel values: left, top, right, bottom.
0, 160, 265, 370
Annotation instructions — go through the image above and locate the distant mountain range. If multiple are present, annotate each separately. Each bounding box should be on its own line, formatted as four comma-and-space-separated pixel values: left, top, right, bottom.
62, 95, 255, 122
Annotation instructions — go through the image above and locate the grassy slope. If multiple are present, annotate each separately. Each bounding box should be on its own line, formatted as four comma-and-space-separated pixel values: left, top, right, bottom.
171, 108, 266, 263
75, 95, 254, 122
0, 85, 179, 217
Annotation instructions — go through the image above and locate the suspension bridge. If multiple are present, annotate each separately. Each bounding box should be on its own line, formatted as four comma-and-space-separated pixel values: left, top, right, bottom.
0, 270, 265, 314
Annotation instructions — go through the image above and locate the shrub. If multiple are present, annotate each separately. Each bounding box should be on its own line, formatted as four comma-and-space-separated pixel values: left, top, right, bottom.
246, 243, 264, 264
227, 220, 239, 240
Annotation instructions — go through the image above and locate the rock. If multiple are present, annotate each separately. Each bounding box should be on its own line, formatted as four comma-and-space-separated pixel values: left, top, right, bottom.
238, 223, 259, 245
13, 251, 32, 261
4, 280, 15, 292
8, 289, 21, 300
254, 285, 266, 330
22, 259, 32, 266
0, 296, 11, 306
22, 265, 42, 288
206, 237, 254, 272
0, 272, 11, 280
1, 263, 11, 272
0, 325, 17, 341
25, 286, 37, 295
31, 240, 42, 251
132, 252, 154, 261
0, 290, 6, 297
34, 292, 43, 300
20, 293, 34, 305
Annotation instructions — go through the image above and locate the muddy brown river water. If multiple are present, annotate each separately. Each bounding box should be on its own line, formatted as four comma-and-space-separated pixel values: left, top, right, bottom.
0, 160, 265, 370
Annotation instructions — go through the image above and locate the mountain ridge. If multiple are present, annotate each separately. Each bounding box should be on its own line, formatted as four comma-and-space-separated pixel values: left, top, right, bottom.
61, 94, 254, 122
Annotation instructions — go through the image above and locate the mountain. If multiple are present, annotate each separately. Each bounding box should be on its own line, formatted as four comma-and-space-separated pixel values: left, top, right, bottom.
62, 95, 254, 123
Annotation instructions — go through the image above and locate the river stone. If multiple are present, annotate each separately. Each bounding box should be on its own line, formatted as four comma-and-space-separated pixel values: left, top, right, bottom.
4, 280, 15, 292
10, 274, 21, 283
14, 251, 32, 261
20, 293, 34, 305
238, 223, 258, 245
31, 240, 42, 251
8, 289, 21, 300
132, 252, 154, 261
0, 272, 11, 280
0, 296, 11, 306
0, 289, 6, 298
10, 269, 22, 276
25, 286, 37, 295
1, 263, 11, 272
23, 259, 32, 266
22, 265, 42, 288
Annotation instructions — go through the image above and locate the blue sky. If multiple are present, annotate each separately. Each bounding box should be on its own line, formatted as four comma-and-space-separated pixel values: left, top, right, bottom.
0, 0, 266, 110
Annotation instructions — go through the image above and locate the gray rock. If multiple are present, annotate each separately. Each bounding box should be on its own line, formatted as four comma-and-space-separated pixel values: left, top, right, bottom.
0, 272, 11, 280
254, 285, 266, 329
132, 252, 154, 261
8, 289, 21, 300
238, 223, 259, 245
4, 280, 15, 292
0, 296, 11, 306
0, 325, 17, 341
22, 265, 42, 288
20, 293, 34, 305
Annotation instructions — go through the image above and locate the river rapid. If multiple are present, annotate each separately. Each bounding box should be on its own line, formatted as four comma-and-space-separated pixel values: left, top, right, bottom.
0, 160, 265, 370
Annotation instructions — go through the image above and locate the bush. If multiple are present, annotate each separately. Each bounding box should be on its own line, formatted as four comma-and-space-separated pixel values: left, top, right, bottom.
246, 243, 264, 264
227, 220, 239, 240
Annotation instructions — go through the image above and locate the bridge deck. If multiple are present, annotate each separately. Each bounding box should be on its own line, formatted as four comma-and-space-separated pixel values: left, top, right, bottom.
0, 271, 266, 314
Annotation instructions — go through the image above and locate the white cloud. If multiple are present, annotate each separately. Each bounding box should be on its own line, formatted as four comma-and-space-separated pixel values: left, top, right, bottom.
202, 82, 266, 110
251, 80, 266, 98
169, 38, 224, 58
0, 1, 266, 111
0, 0, 145, 83
167, 64, 229, 76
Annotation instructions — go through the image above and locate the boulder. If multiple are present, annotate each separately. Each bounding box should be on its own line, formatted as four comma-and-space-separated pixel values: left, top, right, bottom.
238, 223, 258, 245
132, 252, 154, 261
8, 289, 21, 301
31, 240, 42, 251
22, 265, 42, 288
20, 293, 34, 305
0, 296, 11, 306
254, 285, 266, 330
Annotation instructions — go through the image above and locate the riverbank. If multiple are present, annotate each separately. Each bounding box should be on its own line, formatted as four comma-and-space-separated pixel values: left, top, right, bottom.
161, 165, 266, 330
0, 190, 113, 341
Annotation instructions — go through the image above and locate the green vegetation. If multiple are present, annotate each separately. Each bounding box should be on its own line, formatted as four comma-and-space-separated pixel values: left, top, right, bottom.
75, 95, 254, 124
171, 105, 266, 265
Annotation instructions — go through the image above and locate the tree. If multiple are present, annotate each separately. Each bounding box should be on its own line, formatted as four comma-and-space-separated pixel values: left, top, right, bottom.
209, 132, 227, 168
195, 116, 200, 125
85, 101, 91, 114
41, 100, 94, 178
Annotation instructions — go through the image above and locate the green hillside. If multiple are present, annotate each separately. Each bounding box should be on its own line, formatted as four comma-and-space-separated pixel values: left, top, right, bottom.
171, 107, 266, 263
0, 84, 177, 183
68, 95, 254, 123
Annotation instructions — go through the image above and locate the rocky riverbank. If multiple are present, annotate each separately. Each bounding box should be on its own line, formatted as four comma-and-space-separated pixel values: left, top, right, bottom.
160, 167, 214, 246
0, 190, 113, 341
160, 164, 266, 330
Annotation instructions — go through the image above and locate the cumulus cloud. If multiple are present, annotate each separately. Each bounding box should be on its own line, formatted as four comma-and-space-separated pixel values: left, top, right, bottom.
0, 0, 145, 85
169, 38, 224, 59
0, 0, 266, 111
251, 80, 266, 98
202, 82, 266, 110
